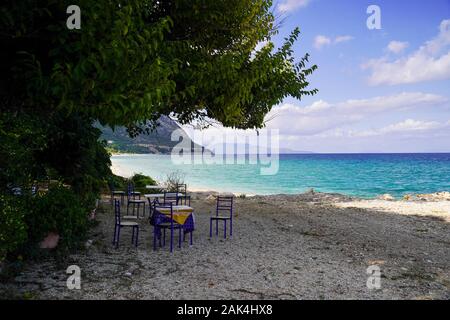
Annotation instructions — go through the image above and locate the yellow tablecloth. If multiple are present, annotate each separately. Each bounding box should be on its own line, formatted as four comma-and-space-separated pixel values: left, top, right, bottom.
157, 206, 193, 225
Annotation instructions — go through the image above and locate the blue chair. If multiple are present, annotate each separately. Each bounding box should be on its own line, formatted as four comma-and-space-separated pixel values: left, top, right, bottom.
127, 184, 146, 218
163, 191, 179, 205
108, 182, 125, 204
210, 196, 233, 239
151, 202, 183, 253
176, 183, 187, 195
174, 194, 192, 242
127, 182, 141, 199
178, 194, 191, 206
112, 200, 139, 248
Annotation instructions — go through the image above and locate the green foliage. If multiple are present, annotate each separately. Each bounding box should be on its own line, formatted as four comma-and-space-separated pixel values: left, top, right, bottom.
0, 185, 95, 262
0, 110, 111, 206
1, 0, 317, 131
108, 174, 128, 191
0, 0, 319, 263
131, 173, 156, 188
106, 173, 157, 194
0, 112, 48, 193
24, 185, 89, 253
35, 113, 111, 199
0, 195, 28, 262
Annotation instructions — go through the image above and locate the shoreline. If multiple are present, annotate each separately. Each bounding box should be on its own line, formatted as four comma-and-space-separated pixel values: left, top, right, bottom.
111, 153, 450, 201
111, 160, 449, 201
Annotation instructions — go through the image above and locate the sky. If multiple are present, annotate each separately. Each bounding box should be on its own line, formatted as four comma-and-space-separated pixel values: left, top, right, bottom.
185, 0, 450, 153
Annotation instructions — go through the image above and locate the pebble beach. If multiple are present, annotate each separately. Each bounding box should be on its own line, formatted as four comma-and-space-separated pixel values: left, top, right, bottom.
1, 190, 449, 300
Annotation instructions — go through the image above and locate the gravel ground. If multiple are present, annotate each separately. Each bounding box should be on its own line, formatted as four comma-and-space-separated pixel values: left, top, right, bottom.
1, 191, 449, 300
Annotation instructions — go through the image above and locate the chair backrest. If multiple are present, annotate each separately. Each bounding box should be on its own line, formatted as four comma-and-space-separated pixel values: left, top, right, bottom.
114, 199, 121, 225
147, 197, 161, 222
178, 194, 191, 206
127, 182, 135, 198
216, 196, 233, 218
164, 192, 179, 205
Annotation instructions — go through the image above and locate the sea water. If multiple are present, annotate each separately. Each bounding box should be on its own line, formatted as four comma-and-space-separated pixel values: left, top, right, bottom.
111, 153, 450, 198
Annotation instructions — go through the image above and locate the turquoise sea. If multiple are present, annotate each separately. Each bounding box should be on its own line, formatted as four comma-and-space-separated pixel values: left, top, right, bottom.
111, 153, 450, 198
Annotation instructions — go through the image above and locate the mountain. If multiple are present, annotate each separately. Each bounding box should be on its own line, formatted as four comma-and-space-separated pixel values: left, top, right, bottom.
99, 117, 313, 155
99, 116, 203, 154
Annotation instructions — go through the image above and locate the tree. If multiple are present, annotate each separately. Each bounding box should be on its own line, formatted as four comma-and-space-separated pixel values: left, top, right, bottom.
0, 0, 317, 259
0, 0, 317, 132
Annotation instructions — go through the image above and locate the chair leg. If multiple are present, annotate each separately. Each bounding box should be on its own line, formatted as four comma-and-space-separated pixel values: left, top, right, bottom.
135, 226, 139, 247
116, 226, 121, 249
112, 225, 117, 245
230, 219, 233, 236
224, 220, 227, 239
170, 228, 174, 253
209, 219, 212, 238
190, 231, 193, 246
153, 227, 157, 251
216, 220, 218, 236
209, 218, 212, 238
163, 229, 166, 246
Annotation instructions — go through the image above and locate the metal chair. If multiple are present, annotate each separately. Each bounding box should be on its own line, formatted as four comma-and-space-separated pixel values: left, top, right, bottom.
127, 184, 146, 218
210, 196, 233, 239
178, 194, 191, 206
112, 200, 139, 248
127, 182, 141, 199
151, 202, 183, 253
108, 182, 125, 204
176, 183, 187, 195
163, 191, 179, 205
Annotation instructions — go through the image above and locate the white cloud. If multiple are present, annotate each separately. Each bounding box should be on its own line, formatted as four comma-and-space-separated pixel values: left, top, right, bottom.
254, 41, 269, 52
314, 34, 353, 49
313, 35, 331, 49
364, 19, 450, 85
386, 41, 409, 54
181, 92, 450, 153
251, 40, 270, 60
335, 35, 354, 44
380, 119, 442, 132
277, 0, 311, 13
265, 92, 448, 135
355, 119, 445, 137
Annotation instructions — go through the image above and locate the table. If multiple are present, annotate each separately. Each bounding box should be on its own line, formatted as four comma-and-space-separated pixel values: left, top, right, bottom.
144, 193, 183, 199
146, 185, 167, 190
151, 205, 195, 239
157, 205, 193, 225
